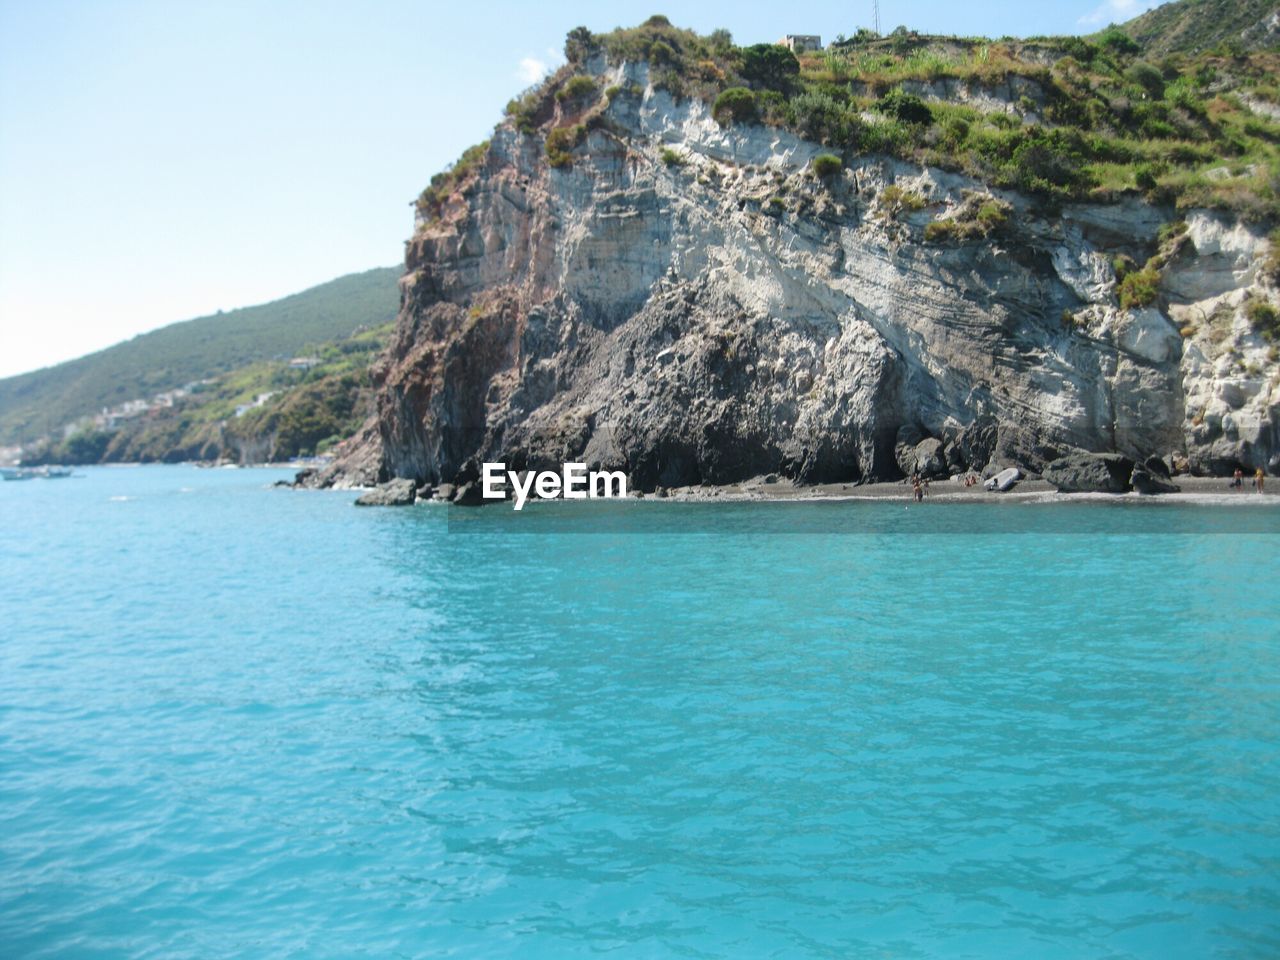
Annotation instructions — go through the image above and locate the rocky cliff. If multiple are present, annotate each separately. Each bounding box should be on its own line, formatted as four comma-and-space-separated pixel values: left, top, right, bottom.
314, 47, 1280, 492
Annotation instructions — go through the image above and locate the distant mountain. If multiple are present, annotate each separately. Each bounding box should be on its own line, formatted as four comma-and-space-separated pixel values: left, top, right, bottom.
1118, 0, 1280, 55
0, 266, 400, 445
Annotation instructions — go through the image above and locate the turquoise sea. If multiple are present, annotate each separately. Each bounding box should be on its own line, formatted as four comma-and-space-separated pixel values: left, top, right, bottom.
2, 465, 1278, 959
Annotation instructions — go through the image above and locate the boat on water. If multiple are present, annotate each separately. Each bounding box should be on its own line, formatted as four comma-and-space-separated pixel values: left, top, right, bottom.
1, 466, 75, 481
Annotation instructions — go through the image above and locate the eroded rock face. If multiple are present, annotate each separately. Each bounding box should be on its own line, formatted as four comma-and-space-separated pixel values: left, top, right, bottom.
313, 60, 1279, 491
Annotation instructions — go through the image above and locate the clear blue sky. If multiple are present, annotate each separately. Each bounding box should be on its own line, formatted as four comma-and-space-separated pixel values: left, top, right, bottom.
0, 0, 1158, 377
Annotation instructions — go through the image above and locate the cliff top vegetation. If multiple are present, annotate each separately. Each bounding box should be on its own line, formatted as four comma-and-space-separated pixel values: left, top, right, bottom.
421, 4, 1280, 225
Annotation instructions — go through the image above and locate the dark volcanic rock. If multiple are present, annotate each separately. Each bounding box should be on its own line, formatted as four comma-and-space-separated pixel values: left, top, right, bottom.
1043, 452, 1135, 493
957, 416, 999, 473
1143, 456, 1172, 480
354, 478, 417, 506
894, 425, 925, 476
453, 481, 486, 506
913, 438, 947, 479
1130, 466, 1180, 494
942, 439, 967, 475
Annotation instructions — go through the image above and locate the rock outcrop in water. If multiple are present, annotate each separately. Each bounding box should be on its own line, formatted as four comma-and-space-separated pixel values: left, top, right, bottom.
311, 47, 1280, 493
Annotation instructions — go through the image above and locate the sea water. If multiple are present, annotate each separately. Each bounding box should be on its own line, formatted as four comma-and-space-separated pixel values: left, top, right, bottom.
1, 465, 1278, 958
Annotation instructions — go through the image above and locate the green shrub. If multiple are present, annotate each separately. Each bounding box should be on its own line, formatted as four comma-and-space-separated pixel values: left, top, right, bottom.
564, 26, 597, 64
875, 88, 932, 125
415, 141, 489, 221
505, 92, 542, 134
1246, 297, 1280, 341
1125, 62, 1165, 100
1112, 253, 1136, 280
649, 40, 677, 65
1134, 164, 1160, 191
881, 184, 926, 217
924, 220, 958, 242
811, 153, 843, 178
975, 200, 1008, 229
1157, 220, 1187, 245
546, 124, 586, 167
660, 147, 685, 166
713, 87, 758, 125
1098, 28, 1139, 56
941, 116, 970, 147
741, 43, 800, 93
652, 67, 687, 98
556, 75, 598, 103
756, 89, 794, 126
791, 91, 855, 145
922, 193, 1009, 242
857, 118, 911, 154
1058, 37, 1097, 63
1118, 266, 1160, 309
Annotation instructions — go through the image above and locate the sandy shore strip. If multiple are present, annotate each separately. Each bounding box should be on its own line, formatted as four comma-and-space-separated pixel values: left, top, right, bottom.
648, 475, 1280, 504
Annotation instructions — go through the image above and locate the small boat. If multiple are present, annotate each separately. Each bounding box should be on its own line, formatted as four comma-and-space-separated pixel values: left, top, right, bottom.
1, 466, 74, 480
984, 467, 1021, 492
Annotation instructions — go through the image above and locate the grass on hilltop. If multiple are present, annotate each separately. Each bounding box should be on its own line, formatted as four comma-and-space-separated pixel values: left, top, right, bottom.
422, 8, 1280, 230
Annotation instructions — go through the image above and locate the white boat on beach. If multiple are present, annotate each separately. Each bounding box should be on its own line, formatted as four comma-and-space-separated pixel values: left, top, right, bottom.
984, 467, 1021, 492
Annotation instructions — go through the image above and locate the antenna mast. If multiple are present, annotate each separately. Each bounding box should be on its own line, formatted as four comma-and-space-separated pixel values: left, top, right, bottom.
873, 0, 881, 35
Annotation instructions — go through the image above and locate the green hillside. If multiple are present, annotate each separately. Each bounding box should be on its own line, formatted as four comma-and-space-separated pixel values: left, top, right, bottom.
1117, 0, 1280, 56
0, 266, 401, 445
22, 321, 394, 466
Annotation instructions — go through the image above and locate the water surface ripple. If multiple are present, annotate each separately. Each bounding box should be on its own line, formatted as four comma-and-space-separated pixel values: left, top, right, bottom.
1, 467, 1277, 958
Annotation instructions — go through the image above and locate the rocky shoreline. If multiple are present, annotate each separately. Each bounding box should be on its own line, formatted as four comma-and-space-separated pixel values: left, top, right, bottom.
338, 468, 1276, 508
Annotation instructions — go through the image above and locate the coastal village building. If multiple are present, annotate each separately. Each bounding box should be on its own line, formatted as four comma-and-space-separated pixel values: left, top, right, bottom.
778, 34, 822, 53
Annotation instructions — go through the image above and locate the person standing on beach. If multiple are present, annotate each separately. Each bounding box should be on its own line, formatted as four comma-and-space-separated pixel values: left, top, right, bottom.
1232, 467, 1244, 489
1256, 467, 1265, 494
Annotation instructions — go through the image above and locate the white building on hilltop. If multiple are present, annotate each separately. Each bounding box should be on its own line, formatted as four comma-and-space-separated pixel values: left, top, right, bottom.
778, 34, 822, 53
